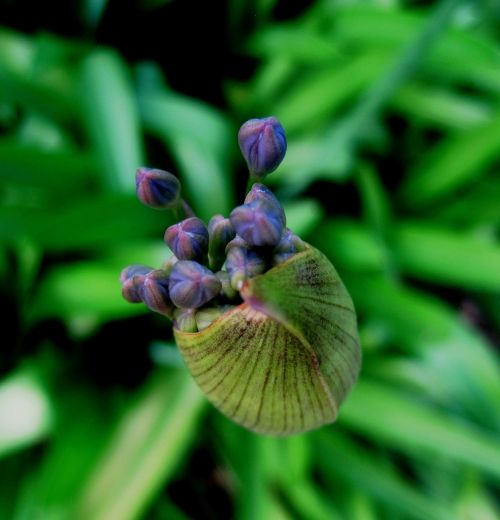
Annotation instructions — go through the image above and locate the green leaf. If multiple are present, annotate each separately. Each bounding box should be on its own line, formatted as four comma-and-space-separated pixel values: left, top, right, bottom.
391, 82, 491, 130
399, 113, 500, 208
340, 379, 500, 483
80, 49, 144, 193
140, 90, 234, 220
0, 365, 53, 459
30, 242, 169, 324
343, 273, 500, 431
315, 430, 454, 520
282, 198, 324, 238
73, 368, 205, 520
175, 247, 361, 435
0, 139, 97, 193
0, 195, 172, 252
393, 222, 500, 292
317, 219, 500, 292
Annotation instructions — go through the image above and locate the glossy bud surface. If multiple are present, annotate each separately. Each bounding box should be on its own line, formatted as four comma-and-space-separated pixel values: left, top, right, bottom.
230, 199, 285, 247
169, 261, 221, 309
165, 217, 209, 261
238, 117, 287, 178
136, 167, 181, 209
140, 270, 174, 316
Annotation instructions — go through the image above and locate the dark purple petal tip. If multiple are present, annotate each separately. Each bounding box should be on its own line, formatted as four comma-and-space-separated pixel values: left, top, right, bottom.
136, 167, 181, 209
164, 217, 209, 261
238, 117, 287, 178
169, 261, 221, 309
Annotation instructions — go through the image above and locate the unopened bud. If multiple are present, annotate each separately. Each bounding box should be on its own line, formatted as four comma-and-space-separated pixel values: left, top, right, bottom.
120, 264, 152, 303
216, 270, 239, 301
140, 270, 174, 317
174, 308, 198, 332
164, 217, 209, 261
119, 264, 152, 284
230, 199, 285, 247
169, 261, 221, 308
225, 245, 267, 290
136, 167, 181, 209
238, 117, 287, 178
208, 215, 236, 270
272, 229, 306, 265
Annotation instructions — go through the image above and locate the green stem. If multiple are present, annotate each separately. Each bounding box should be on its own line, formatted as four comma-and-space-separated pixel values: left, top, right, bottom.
245, 174, 260, 197
173, 198, 196, 222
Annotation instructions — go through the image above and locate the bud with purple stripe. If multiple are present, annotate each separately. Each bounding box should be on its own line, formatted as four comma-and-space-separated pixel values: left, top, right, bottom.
169, 261, 221, 309
208, 215, 236, 270
120, 264, 152, 303
136, 167, 181, 209
230, 198, 285, 247
225, 238, 267, 290
164, 217, 209, 262
238, 117, 287, 178
140, 269, 174, 317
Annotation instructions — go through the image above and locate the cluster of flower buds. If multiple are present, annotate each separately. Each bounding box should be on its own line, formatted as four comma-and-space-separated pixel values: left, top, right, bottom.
120, 116, 304, 332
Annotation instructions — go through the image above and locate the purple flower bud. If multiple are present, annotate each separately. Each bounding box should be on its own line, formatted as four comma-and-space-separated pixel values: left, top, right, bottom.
272, 229, 306, 265
139, 270, 174, 317
136, 167, 181, 209
244, 182, 281, 207
164, 217, 209, 261
121, 275, 146, 303
225, 236, 249, 252
120, 264, 152, 303
230, 199, 286, 247
225, 245, 267, 290
169, 261, 221, 309
208, 215, 236, 270
238, 116, 287, 178
119, 264, 152, 284
174, 308, 198, 332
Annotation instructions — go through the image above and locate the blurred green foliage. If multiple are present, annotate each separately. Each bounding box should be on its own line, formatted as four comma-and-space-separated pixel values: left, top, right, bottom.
1, 0, 499, 519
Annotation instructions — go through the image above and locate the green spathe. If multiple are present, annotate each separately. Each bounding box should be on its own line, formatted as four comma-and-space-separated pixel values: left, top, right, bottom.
174, 246, 361, 435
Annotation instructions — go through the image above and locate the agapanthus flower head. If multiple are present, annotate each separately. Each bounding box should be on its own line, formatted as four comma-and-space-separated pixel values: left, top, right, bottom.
238, 116, 287, 178
230, 198, 286, 247
164, 217, 209, 261
169, 261, 221, 309
140, 269, 174, 316
120, 114, 362, 436
136, 167, 181, 209
208, 215, 236, 270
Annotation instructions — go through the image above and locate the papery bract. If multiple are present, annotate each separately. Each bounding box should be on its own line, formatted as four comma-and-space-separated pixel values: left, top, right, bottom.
174, 246, 361, 435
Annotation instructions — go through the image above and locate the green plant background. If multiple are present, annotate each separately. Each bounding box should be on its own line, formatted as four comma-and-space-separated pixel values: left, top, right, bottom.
1, 1, 499, 519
